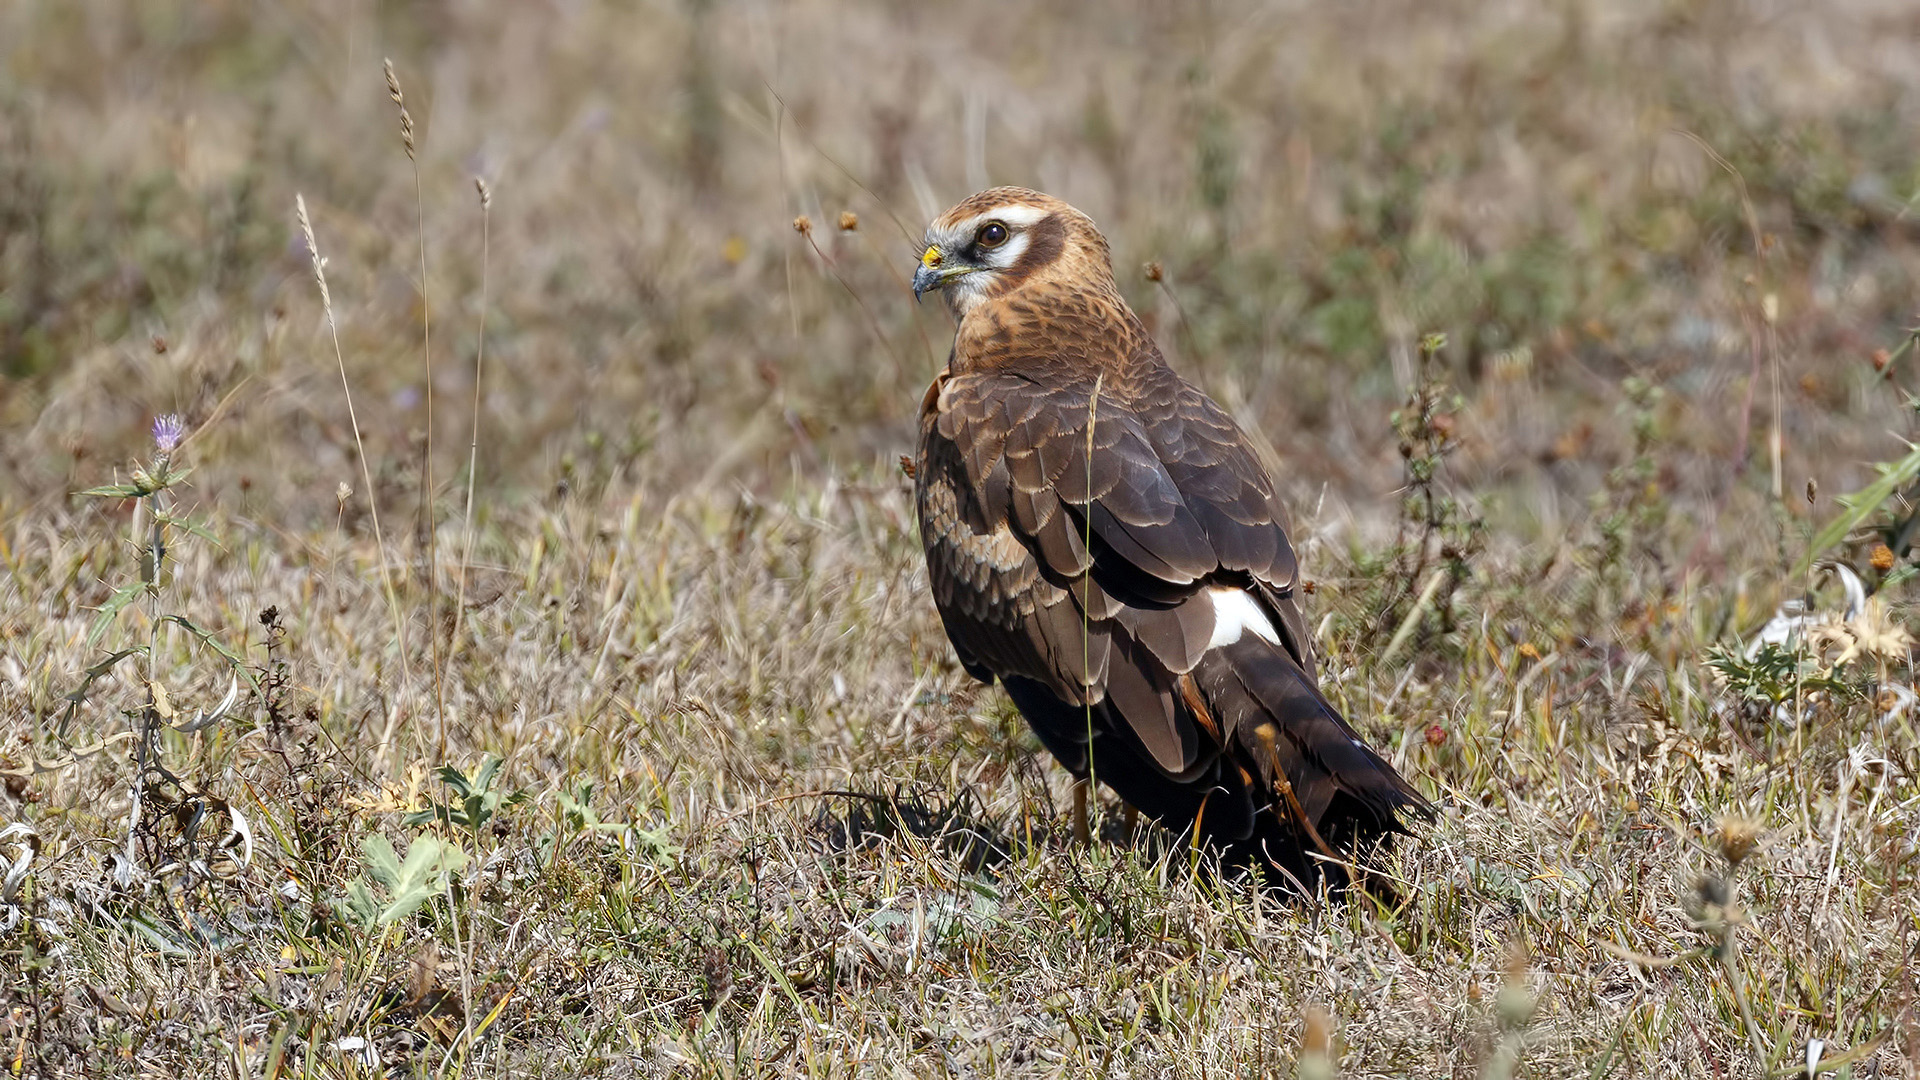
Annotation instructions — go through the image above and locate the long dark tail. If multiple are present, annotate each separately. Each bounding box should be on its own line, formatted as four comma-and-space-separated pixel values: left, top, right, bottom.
1195, 633, 1431, 889
1001, 631, 1429, 893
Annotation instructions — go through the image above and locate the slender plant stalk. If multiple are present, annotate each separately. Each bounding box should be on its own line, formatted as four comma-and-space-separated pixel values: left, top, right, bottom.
795, 218, 905, 388
385, 58, 445, 758
296, 193, 411, 766
453, 179, 491, 660
450, 174, 492, 1060
844, 218, 938, 369
128, 482, 165, 864
1719, 887, 1769, 1064
1079, 372, 1103, 845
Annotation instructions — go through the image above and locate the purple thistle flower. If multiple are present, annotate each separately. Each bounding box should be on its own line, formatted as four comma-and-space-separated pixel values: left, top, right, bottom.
152, 414, 185, 454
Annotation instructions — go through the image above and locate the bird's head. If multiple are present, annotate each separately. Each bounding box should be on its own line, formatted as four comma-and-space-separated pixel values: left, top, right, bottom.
912, 187, 1112, 319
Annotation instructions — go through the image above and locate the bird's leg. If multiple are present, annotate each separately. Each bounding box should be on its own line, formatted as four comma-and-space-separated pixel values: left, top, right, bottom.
1072, 778, 1091, 846
1122, 804, 1138, 843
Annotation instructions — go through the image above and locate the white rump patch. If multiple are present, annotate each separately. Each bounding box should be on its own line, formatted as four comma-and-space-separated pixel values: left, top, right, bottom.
1208, 587, 1281, 649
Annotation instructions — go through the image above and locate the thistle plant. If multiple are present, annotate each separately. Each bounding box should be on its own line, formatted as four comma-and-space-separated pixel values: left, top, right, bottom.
71, 415, 253, 874
1377, 332, 1484, 664
1602, 816, 1774, 1072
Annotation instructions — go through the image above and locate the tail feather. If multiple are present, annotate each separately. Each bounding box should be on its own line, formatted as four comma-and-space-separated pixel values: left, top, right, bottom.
1209, 634, 1426, 829
1000, 624, 1428, 893
1199, 633, 1429, 885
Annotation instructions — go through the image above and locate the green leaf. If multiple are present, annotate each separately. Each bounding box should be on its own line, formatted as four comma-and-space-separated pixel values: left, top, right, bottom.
396, 834, 453, 880
353, 832, 472, 927
361, 834, 403, 890
1797, 442, 1920, 576
377, 834, 468, 926
86, 582, 152, 649
438, 764, 476, 801
735, 935, 822, 1026
125, 912, 192, 957
160, 615, 261, 689
627, 823, 676, 859
56, 647, 145, 736
345, 880, 380, 930
67, 648, 144, 699
473, 756, 503, 797
416, 757, 513, 833
78, 483, 149, 499
380, 887, 437, 926
156, 513, 223, 547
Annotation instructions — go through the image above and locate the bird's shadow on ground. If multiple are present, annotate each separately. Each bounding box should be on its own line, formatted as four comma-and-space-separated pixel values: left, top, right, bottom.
805, 784, 1174, 878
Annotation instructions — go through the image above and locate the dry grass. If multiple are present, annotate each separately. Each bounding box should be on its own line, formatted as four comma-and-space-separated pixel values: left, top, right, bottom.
4, 0, 1920, 1075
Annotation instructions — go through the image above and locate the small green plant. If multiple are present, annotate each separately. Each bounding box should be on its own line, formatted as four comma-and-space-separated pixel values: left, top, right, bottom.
1703, 641, 1857, 712
404, 756, 528, 851
1555, 373, 1673, 636
535, 783, 673, 872
1595, 375, 1668, 575
341, 830, 470, 931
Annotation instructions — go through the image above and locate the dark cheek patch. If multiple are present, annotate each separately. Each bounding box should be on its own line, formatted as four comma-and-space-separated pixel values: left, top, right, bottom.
1001, 213, 1066, 288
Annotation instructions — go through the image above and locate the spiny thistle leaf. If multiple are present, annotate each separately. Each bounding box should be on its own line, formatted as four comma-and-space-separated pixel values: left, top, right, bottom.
77, 483, 148, 499
86, 582, 152, 649
160, 614, 261, 689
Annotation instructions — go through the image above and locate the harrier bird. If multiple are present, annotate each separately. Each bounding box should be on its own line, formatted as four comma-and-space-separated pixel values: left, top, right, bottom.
909, 187, 1427, 889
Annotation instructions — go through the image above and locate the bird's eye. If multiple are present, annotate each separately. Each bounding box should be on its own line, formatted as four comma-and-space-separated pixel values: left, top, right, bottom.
976, 222, 1009, 248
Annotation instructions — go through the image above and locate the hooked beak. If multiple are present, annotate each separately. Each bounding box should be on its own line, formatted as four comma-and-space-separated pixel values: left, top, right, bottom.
912, 244, 967, 302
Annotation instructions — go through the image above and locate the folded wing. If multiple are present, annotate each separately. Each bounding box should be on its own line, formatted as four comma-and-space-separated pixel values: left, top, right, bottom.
916, 363, 1428, 885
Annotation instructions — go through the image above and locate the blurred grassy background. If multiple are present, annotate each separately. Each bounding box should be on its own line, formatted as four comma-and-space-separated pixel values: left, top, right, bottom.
5, 1, 1920, 1075
3, 0, 1916, 544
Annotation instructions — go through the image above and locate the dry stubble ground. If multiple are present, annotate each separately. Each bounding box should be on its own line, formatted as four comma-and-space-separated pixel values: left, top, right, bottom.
4, 1, 1920, 1076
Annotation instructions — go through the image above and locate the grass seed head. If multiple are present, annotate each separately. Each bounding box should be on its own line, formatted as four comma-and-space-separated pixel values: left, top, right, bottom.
384, 58, 416, 160
294, 193, 331, 312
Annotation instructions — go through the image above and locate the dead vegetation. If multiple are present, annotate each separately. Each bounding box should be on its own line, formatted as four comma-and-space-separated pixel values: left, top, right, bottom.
4, 0, 1920, 1075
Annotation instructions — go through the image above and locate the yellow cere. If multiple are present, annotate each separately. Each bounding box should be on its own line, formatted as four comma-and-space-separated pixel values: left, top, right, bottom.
921, 245, 943, 269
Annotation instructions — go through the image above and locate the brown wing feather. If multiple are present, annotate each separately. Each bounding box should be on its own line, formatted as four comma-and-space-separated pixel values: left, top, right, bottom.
917, 364, 1284, 778
917, 404, 1110, 700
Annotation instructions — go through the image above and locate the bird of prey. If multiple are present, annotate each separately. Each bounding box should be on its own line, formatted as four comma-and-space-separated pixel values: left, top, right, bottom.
909, 187, 1428, 890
